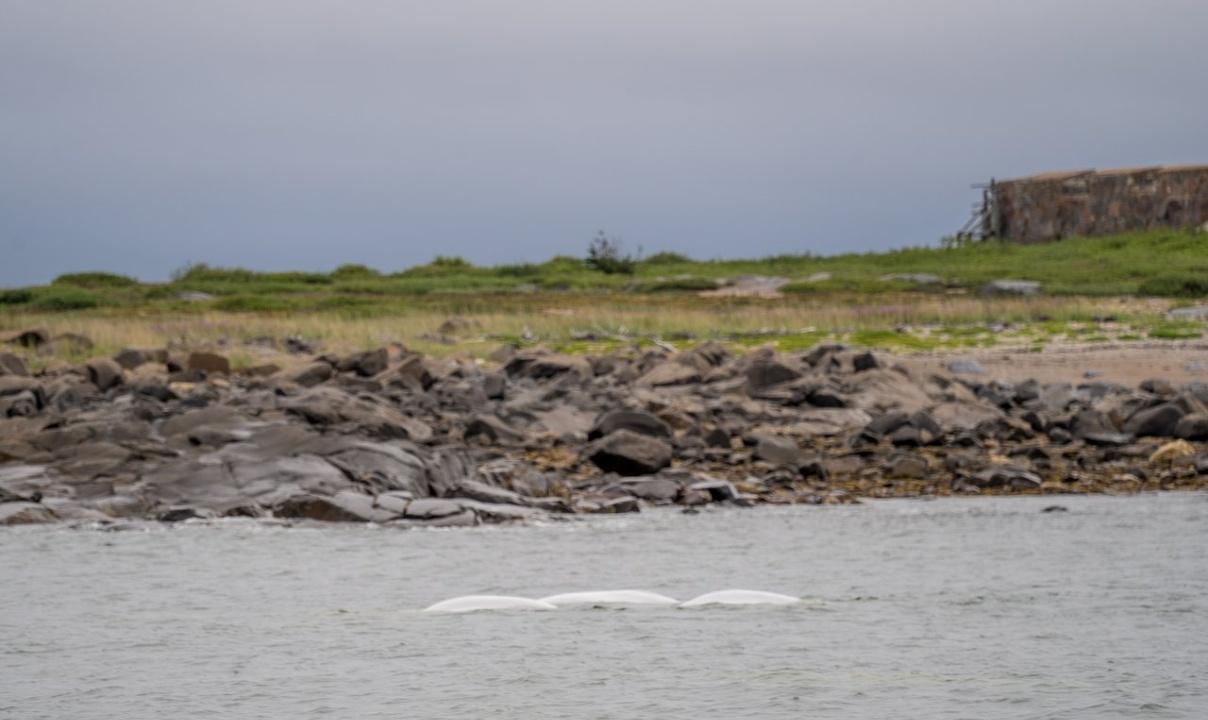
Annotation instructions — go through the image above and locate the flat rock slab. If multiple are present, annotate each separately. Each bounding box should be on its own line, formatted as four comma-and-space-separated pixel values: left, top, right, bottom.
404, 498, 465, 520
0, 501, 55, 525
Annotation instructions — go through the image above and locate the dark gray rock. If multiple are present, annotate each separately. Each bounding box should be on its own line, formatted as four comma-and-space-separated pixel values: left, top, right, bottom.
272, 491, 398, 523
1140, 378, 1176, 397
282, 387, 432, 441
0, 352, 28, 376
851, 351, 879, 373
753, 435, 800, 467
451, 479, 533, 508
506, 353, 592, 380
464, 414, 524, 443
601, 496, 640, 513
131, 377, 177, 402
291, 362, 334, 388
587, 430, 673, 476
704, 427, 731, 448
0, 390, 39, 418
9, 328, 49, 349
157, 507, 210, 522
636, 361, 701, 387
1124, 403, 1185, 438
338, 348, 389, 377
687, 479, 739, 502
588, 409, 672, 440
160, 406, 245, 438
116, 348, 166, 369
864, 411, 910, 439
886, 454, 928, 479
802, 383, 846, 407
1175, 413, 1208, 440
187, 352, 231, 376
0, 501, 55, 525
323, 443, 430, 496
482, 372, 507, 400
971, 466, 1042, 489
86, 358, 124, 391
746, 359, 801, 392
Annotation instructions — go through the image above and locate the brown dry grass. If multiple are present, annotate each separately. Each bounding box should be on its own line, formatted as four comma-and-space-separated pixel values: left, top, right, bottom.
0, 292, 1179, 370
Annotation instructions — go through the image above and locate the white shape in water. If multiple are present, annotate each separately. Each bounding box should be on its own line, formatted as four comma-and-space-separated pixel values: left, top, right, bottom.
423, 595, 558, 613
538, 590, 680, 607
678, 589, 800, 608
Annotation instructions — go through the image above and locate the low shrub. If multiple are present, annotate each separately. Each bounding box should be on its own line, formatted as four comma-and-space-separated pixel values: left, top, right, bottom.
330, 263, 380, 279
1137, 274, 1208, 298
585, 232, 636, 275
172, 263, 330, 286
396, 256, 478, 278
495, 263, 542, 278
212, 295, 293, 312
642, 251, 693, 265
0, 289, 34, 305
30, 287, 100, 310
52, 271, 137, 288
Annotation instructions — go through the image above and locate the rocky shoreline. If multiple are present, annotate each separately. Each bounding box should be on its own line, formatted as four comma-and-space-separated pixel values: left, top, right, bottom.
3, 331, 1208, 527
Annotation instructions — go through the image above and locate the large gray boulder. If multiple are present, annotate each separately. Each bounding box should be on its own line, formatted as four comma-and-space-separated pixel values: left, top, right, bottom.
746, 359, 801, 392
324, 442, 430, 496
187, 352, 231, 376
586, 430, 672, 476
505, 353, 592, 381
588, 410, 672, 440
86, 358, 124, 391
337, 348, 389, 377
1175, 413, 1208, 440
752, 434, 800, 467
981, 279, 1040, 296
272, 491, 398, 522
290, 362, 334, 388
0, 352, 28, 376
1124, 403, 1185, 438
636, 361, 700, 387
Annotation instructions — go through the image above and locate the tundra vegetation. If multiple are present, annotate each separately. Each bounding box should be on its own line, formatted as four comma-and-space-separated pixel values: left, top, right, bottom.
0, 230, 1205, 363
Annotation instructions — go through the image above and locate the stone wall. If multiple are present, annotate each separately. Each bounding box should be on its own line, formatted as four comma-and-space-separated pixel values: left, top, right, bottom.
985, 165, 1208, 243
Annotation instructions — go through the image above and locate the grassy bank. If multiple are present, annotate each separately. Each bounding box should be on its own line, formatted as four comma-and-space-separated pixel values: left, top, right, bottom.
0, 292, 1197, 366
2, 230, 1207, 313
2, 230, 1206, 362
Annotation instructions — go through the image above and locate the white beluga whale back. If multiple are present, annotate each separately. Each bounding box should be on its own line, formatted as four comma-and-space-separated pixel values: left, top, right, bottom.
678, 590, 800, 608
538, 590, 680, 607
423, 595, 558, 613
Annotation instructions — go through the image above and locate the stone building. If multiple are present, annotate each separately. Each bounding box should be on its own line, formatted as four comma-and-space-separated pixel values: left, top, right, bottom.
973, 165, 1208, 243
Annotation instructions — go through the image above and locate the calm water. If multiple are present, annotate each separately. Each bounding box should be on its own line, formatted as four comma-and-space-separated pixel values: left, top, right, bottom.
2, 494, 1207, 719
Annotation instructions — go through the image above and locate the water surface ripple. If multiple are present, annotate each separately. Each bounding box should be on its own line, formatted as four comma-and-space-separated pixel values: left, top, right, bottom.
2, 494, 1206, 719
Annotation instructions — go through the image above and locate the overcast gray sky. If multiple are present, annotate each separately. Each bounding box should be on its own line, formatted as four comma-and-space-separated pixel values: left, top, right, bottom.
2, 0, 1206, 284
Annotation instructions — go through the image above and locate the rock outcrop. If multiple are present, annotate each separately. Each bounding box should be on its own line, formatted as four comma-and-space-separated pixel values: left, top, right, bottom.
3, 340, 1208, 527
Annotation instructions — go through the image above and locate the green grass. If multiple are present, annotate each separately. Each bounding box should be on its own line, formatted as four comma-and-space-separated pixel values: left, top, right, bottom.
5, 229, 1208, 312
29, 286, 102, 311
1149, 323, 1203, 340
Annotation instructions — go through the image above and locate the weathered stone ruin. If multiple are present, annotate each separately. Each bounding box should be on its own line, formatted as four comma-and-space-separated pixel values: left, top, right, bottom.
969, 165, 1208, 242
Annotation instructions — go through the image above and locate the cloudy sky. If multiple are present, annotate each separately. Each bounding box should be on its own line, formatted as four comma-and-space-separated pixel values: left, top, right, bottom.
2, 0, 1205, 284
